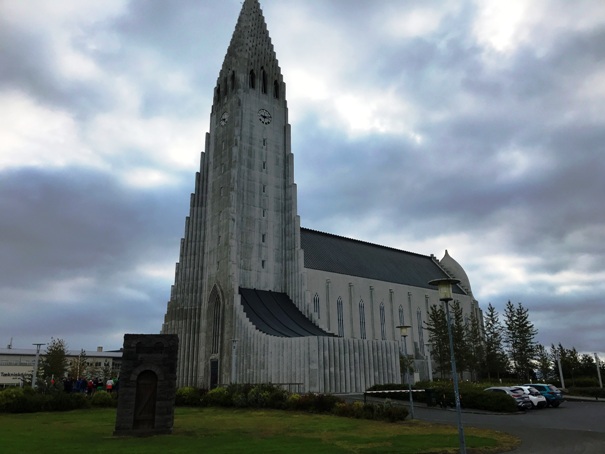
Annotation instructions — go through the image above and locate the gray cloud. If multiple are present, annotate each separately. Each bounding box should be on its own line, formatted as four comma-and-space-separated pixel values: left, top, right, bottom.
1, 0, 604, 356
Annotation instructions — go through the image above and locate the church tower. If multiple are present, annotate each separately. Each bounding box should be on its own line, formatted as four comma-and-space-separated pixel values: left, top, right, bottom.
162, 0, 307, 388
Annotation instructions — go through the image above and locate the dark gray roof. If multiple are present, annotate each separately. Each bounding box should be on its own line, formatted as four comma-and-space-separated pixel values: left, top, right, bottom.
240, 288, 336, 338
301, 228, 464, 294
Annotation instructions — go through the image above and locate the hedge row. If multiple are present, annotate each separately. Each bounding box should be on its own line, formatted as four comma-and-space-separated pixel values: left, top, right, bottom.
566, 387, 605, 399
368, 382, 518, 413
177, 384, 408, 422
0, 387, 117, 413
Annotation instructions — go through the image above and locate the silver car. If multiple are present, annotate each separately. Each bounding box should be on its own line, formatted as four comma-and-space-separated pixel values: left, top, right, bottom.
484, 386, 533, 410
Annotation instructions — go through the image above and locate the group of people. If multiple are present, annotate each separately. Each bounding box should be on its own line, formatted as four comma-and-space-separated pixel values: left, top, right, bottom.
61, 376, 119, 395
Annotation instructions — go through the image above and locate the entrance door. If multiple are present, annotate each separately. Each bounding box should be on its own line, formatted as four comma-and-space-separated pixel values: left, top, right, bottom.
133, 370, 158, 430
210, 359, 219, 389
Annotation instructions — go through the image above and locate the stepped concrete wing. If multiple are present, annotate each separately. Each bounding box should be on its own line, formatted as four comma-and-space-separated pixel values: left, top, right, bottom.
240, 288, 336, 337
301, 228, 465, 294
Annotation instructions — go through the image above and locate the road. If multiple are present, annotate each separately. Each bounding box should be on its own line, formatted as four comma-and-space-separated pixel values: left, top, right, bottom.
411, 400, 605, 453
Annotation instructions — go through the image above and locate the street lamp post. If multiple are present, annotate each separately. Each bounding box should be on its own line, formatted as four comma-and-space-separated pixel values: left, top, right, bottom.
555, 353, 566, 389
396, 324, 414, 420
32, 343, 46, 389
595, 353, 603, 389
428, 278, 466, 454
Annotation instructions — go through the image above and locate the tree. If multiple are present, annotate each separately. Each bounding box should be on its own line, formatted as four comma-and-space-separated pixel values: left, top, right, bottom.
39, 338, 68, 387
483, 304, 509, 380
450, 301, 469, 377
466, 309, 485, 381
504, 301, 538, 380
424, 304, 450, 379
68, 349, 87, 379
534, 344, 552, 380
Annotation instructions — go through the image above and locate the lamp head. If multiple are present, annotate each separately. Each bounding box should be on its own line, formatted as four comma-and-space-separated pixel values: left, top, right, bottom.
428, 278, 461, 302
396, 325, 411, 337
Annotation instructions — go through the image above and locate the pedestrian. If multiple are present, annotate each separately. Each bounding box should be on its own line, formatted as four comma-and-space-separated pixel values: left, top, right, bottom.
106, 377, 114, 393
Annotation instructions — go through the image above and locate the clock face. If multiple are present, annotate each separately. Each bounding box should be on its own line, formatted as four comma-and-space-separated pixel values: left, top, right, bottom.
258, 109, 272, 125
220, 111, 229, 126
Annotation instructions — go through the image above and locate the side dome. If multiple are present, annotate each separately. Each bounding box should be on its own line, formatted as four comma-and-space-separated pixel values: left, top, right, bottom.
439, 250, 473, 296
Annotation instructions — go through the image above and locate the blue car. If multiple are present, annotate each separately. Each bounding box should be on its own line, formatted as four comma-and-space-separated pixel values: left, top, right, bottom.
523, 383, 564, 407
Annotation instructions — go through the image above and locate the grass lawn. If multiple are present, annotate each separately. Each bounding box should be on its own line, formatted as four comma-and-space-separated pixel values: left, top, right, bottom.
0, 407, 519, 453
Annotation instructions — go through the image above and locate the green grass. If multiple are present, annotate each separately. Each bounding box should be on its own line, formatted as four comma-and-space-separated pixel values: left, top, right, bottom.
0, 407, 518, 453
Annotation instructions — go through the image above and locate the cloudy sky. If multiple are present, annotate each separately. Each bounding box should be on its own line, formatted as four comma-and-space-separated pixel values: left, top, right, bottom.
1, 0, 604, 359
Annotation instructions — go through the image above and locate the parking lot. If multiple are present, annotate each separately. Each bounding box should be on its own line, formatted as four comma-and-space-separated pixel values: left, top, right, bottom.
410, 398, 605, 453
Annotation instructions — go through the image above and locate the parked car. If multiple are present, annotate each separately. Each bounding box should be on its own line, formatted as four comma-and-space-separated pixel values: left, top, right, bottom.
522, 383, 564, 407
518, 385, 547, 409
484, 386, 533, 410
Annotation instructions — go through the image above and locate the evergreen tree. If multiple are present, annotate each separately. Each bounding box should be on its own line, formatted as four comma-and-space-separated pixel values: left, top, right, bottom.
534, 344, 552, 380
450, 301, 469, 377
483, 304, 508, 379
466, 309, 485, 381
578, 353, 596, 378
504, 301, 538, 380
40, 337, 68, 385
424, 304, 450, 379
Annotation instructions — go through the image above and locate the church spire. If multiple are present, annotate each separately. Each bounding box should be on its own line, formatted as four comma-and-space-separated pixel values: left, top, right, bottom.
225, 0, 276, 67
214, 0, 283, 107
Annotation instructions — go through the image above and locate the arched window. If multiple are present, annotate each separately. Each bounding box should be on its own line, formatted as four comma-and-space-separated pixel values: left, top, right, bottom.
399, 305, 405, 326
215, 84, 221, 103
249, 70, 256, 89
261, 68, 267, 94
231, 71, 236, 91
273, 80, 280, 99
337, 297, 344, 337
313, 293, 320, 318
380, 303, 386, 340
359, 300, 366, 340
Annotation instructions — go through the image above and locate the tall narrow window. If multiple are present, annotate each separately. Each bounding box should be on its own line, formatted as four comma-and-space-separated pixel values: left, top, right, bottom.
313, 293, 320, 318
261, 67, 267, 94
249, 70, 256, 89
337, 297, 344, 337
273, 80, 280, 99
230, 70, 236, 91
417, 309, 425, 355
380, 303, 386, 340
211, 292, 221, 355
398, 305, 405, 326
359, 300, 366, 340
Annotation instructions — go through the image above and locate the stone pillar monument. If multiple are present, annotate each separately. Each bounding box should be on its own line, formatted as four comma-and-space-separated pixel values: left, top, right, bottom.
114, 334, 179, 436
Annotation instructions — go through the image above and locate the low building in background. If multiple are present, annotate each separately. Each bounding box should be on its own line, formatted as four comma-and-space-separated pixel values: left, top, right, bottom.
0, 345, 122, 388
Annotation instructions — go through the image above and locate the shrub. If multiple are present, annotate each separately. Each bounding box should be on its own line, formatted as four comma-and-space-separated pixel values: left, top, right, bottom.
0, 387, 44, 413
569, 378, 601, 388
175, 387, 206, 406
331, 400, 408, 422
286, 392, 343, 413
45, 392, 90, 412
378, 401, 409, 422
91, 391, 115, 408
567, 387, 605, 399
202, 387, 232, 407
245, 384, 289, 409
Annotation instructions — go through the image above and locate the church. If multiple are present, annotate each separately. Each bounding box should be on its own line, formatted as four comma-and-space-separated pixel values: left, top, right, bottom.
161, 0, 482, 393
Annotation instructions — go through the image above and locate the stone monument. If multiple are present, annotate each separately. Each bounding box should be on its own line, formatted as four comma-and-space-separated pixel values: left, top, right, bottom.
114, 334, 178, 436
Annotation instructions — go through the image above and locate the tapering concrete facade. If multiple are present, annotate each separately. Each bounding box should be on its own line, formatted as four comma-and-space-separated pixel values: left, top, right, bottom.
162, 0, 482, 392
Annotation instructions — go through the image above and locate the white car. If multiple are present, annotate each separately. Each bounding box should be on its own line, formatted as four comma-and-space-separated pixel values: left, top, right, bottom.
518, 386, 547, 409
